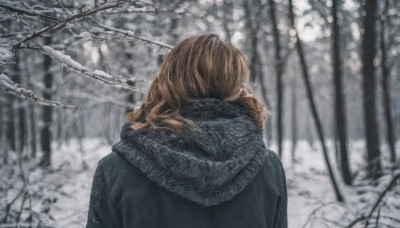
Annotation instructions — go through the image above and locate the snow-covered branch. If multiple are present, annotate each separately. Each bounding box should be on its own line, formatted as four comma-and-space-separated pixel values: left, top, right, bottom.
0, 0, 170, 107
8, 0, 160, 49
0, 73, 79, 109
346, 172, 400, 228
0, 1, 60, 22
40, 45, 147, 92
0, 47, 13, 65
90, 20, 173, 49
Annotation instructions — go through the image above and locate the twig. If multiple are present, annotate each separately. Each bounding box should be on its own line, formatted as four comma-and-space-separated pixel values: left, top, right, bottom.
374, 205, 382, 227
57, 0, 72, 16
15, 191, 27, 223
364, 173, 400, 227
346, 216, 367, 228
346, 173, 400, 228
38, 45, 147, 92
2, 185, 25, 223
11, 1, 137, 49
0, 33, 31, 38
0, 73, 79, 109
100, 9, 166, 14
90, 19, 173, 49
9, 10, 36, 34
302, 202, 352, 228
380, 215, 400, 224
0, 1, 60, 21
0, 223, 33, 228
318, 217, 346, 227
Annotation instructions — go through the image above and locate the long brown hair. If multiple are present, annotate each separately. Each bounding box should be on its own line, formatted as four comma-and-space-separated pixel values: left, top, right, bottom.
126, 34, 266, 132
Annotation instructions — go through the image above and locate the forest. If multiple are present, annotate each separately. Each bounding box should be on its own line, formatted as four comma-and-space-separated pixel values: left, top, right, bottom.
0, 0, 399, 227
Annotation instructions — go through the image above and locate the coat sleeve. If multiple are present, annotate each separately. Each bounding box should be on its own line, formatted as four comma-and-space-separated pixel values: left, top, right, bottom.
272, 158, 288, 228
279, 166, 288, 228
86, 158, 111, 228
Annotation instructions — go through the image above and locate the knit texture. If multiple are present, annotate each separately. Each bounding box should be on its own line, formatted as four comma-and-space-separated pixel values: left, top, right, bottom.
112, 97, 268, 207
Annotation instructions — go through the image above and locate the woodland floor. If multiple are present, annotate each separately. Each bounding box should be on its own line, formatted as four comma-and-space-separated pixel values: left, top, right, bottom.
1, 139, 399, 228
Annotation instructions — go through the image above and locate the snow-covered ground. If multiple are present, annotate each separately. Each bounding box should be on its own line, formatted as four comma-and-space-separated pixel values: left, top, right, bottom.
274, 140, 400, 227
2, 138, 398, 228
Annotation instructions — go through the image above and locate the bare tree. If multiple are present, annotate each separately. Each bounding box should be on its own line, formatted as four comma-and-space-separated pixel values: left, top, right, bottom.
362, 0, 381, 178
243, 0, 272, 145
39, 37, 53, 168
332, 0, 352, 185
291, 70, 298, 164
268, 0, 285, 158
13, 53, 27, 155
222, 0, 233, 43
379, 0, 396, 165
288, 0, 344, 202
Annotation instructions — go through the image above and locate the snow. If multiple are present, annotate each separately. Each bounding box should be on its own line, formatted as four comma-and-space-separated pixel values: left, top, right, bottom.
0, 47, 13, 64
276, 140, 400, 227
40, 46, 138, 91
0, 73, 16, 90
49, 139, 110, 227
0, 73, 78, 109
2, 138, 398, 227
0, 73, 34, 96
42, 46, 84, 70
93, 70, 113, 79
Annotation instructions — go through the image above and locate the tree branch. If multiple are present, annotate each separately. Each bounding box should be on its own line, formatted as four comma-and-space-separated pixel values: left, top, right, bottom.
39, 45, 148, 92
0, 1, 61, 22
346, 173, 400, 228
90, 19, 173, 49
0, 73, 79, 109
11, 1, 142, 49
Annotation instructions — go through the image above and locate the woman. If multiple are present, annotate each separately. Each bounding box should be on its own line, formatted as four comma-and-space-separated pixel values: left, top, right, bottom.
86, 34, 287, 228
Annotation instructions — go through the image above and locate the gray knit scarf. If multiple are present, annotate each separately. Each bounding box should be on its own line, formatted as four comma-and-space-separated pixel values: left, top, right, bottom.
112, 97, 267, 207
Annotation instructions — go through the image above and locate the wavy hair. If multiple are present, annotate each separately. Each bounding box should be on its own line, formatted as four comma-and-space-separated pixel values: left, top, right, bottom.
126, 34, 266, 133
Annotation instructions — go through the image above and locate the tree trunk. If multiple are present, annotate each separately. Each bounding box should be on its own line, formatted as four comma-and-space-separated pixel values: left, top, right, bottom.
243, 1, 257, 84
0, 92, 7, 164
362, 0, 381, 178
258, 61, 273, 147
4, 58, 17, 163
222, 0, 233, 43
29, 103, 36, 157
380, 0, 396, 165
243, 0, 272, 145
243, 0, 261, 84
268, 0, 285, 158
288, 0, 344, 202
40, 37, 53, 168
332, 0, 352, 185
13, 53, 27, 155
125, 53, 136, 114
26, 60, 37, 158
291, 74, 297, 165
6, 94, 15, 154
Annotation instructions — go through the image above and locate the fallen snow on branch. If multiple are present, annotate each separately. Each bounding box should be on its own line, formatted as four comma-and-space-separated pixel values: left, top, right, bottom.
93, 70, 113, 79
41, 45, 147, 92
0, 47, 14, 65
0, 73, 79, 109
0, 73, 34, 97
42, 46, 83, 69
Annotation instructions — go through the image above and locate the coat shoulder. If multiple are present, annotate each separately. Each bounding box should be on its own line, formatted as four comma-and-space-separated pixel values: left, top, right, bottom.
263, 149, 284, 172
96, 151, 130, 171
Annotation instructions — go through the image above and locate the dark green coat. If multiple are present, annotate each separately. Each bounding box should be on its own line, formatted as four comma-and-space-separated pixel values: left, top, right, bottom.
86, 98, 288, 228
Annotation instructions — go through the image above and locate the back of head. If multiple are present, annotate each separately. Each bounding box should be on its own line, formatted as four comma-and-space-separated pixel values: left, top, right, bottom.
127, 34, 266, 132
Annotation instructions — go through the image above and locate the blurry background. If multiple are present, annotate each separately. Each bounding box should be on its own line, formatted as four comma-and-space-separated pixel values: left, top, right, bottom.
0, 0, 399, 227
